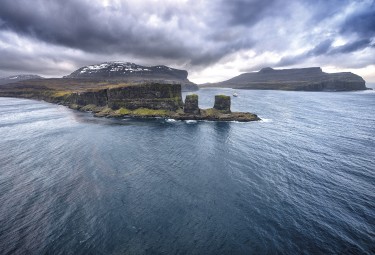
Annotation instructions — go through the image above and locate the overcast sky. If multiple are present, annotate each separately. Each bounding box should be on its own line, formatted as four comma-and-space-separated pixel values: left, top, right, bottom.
0, 0, 374, 83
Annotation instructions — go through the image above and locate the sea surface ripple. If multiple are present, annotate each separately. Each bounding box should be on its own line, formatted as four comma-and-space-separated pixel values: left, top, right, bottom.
0, 88, 374, 254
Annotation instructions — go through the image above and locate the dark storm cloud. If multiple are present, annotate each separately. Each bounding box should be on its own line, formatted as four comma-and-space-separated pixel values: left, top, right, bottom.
0, 0, 189, 59
0, 0, 285, 69
0, 1, 251, 68
0, 0, 374, 79
304, 38, 373, 56
332, 39, 373, 54
221, 0, 279, 26
308, 40, 333, 56
278, 38, 373, 67
276, 1, 375, 68
340, 4, 375, 38
278, 40, 334, 66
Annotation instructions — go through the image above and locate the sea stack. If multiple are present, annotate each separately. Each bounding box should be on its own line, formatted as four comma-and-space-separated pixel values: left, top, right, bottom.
184, 94, 200, 114
214, 95, 231, 113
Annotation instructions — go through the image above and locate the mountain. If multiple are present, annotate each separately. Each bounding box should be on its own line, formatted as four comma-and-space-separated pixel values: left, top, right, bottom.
64, 61, 198, 91
0, 74, 44, 85
201, 67, 367, 91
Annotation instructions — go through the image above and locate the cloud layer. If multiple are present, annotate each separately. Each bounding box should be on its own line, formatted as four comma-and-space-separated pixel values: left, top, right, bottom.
0, 0, 374, 82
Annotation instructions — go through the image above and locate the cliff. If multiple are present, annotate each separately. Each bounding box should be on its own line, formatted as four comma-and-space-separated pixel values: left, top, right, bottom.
64, 61, 198, 92
65, 83, 183, 111
201, 67, 367, 91
0, 79, 259, 122
0, 82, 259, 122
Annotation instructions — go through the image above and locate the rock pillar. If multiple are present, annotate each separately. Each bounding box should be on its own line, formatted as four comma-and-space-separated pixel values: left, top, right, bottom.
213, 95, 231, 113
184, 94, 200, 114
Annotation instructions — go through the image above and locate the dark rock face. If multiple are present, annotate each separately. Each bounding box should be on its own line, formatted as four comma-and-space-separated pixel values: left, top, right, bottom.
174, 94, 258, 122
184, 94, 200, 114
64, 83, 183, 111
107, 83, 183, 111
214, 95, 231, 113
64, 61, 198, 91
201, 67, 367, 91
67, 90, 108, 107
0, 74, 44, 86
0, 81, 260, 122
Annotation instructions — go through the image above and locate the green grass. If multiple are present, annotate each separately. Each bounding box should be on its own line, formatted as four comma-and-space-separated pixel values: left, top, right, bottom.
100, 107, 171, 117
215, 95, 229, 99
115, 108, 132, 115
81, 104, 98, 111
132, 108, 169, 116
201, 108, 220, 117
52, 90, 72, 97
187, 94, 198, 98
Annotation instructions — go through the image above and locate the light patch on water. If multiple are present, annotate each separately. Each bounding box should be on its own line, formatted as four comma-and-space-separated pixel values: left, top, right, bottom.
260, 118, 273, 122
165, 118, 178, 123
185, 120, 198, 124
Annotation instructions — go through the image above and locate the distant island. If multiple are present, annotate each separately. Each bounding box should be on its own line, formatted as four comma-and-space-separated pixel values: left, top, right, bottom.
0, 74, 44, 86
0, 62, 259, 122
200, 67, 368, 91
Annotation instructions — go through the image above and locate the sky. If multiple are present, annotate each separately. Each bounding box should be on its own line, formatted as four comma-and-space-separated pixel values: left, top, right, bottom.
0, 0, 374, 83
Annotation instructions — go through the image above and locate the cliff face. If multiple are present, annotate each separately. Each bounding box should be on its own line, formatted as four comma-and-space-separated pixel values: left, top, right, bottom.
202, 67, 367, 91
0, 83, 183, 111
65, 83, 183, 111
66, 90, 108, 107
64, 62, 198, 91
0, 83, 259, 122
106, 83, 182, 110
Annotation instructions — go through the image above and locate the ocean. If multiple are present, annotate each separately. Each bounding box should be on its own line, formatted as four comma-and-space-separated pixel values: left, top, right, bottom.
0, 88, 374, 254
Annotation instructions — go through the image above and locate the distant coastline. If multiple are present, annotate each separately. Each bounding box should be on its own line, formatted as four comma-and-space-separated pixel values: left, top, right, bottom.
200, 67, 369, 91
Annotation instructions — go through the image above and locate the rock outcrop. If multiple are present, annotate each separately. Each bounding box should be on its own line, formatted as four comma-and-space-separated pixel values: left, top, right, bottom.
172, 94, 259, 122
201, 67, 368, 91
213, 95, 231, 113
65, 83, 183, 111
64, 61, 198, 91
184, 94, 200, 114
0, 81, 259, 122
67, 90, 108, 107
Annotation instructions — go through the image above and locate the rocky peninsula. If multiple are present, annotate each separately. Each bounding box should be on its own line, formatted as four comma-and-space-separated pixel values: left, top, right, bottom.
0, 82, 260, 122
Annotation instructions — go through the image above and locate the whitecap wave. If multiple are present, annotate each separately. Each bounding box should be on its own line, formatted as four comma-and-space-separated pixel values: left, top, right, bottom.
165, 118, 178, 123
361, 89, 375, 94
185, 120, 198, 124
260, 118, 273, 122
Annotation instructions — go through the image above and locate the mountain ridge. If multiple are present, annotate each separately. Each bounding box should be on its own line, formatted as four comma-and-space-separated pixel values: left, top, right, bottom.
0, 74, 44, 86
200, 67, 368, 91
64, 61, 198, 91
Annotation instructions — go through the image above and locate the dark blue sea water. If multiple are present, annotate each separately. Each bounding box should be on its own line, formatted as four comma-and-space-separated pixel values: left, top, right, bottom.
0, 88, 374, 254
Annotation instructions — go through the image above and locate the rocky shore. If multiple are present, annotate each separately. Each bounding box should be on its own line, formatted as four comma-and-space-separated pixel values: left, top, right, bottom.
0, 82, 260, 122
90, 94, 259, 122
